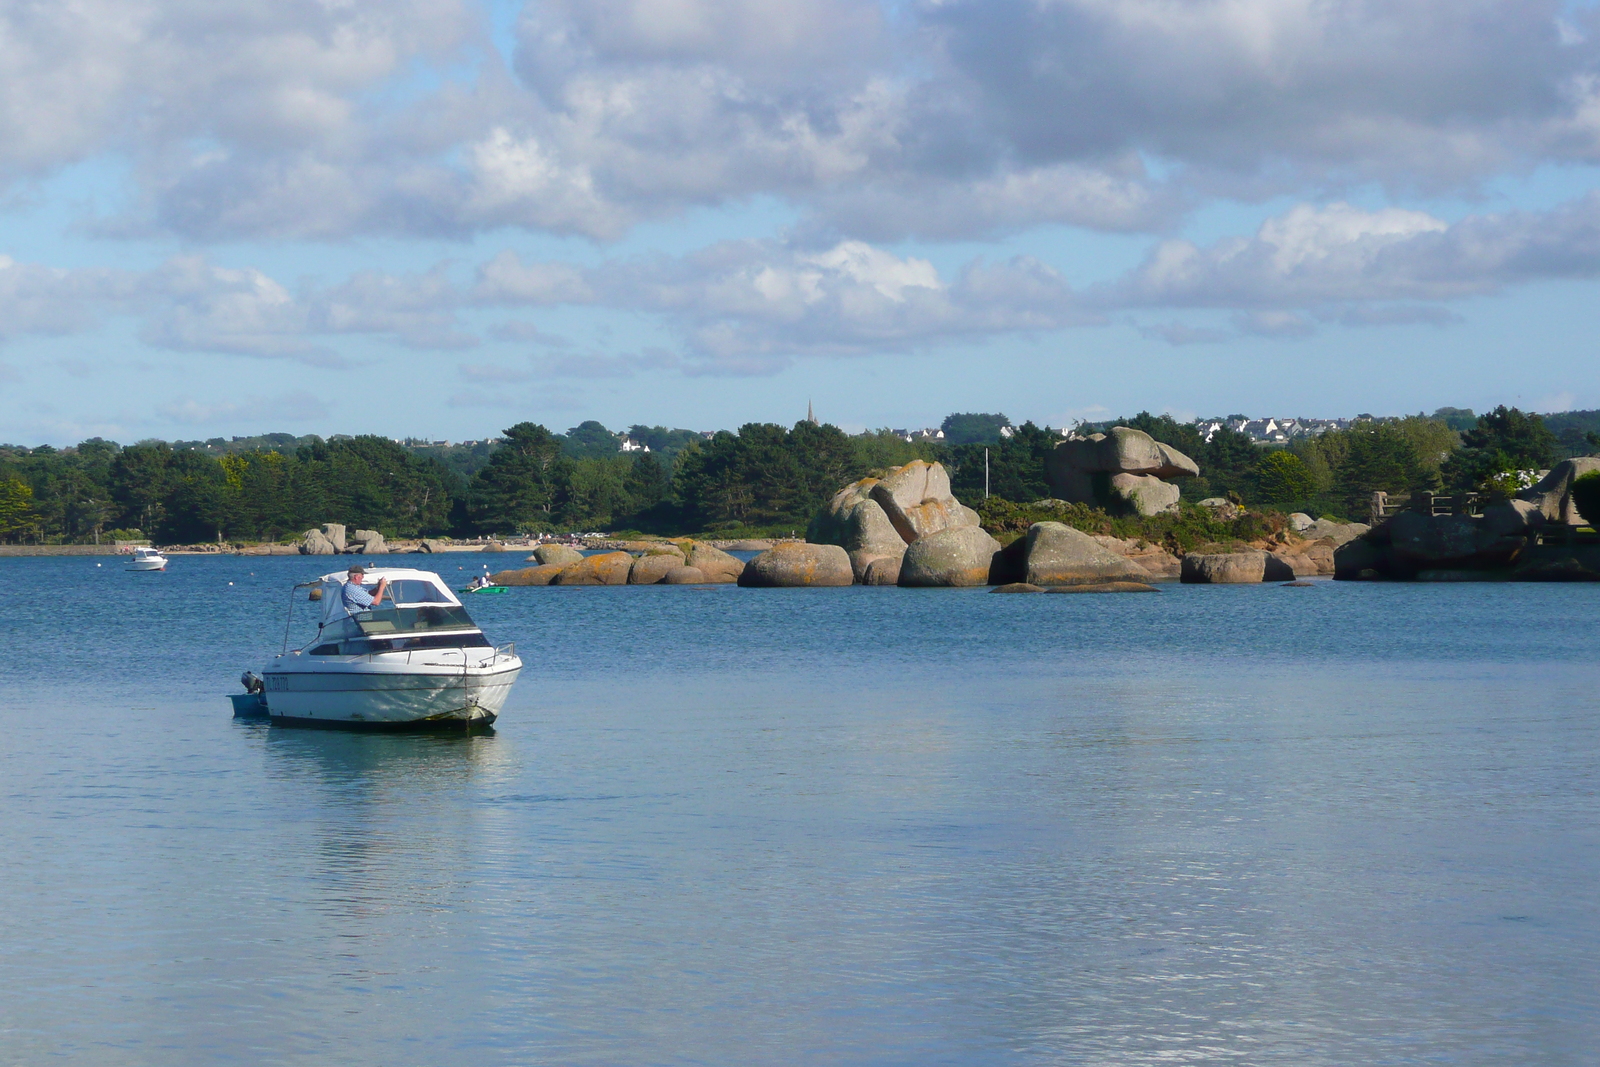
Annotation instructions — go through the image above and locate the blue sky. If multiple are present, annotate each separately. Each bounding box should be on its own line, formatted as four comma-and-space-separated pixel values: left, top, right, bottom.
2, 0, 1599, 446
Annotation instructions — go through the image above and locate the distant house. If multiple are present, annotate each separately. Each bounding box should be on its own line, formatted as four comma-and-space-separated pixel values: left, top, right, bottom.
618, 435, 651, 453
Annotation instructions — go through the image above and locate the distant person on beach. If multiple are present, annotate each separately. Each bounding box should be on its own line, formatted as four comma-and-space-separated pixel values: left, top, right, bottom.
339, 564, 387, 617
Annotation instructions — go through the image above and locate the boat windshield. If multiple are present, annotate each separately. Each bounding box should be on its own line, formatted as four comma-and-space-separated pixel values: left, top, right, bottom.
351, 603, 477, 635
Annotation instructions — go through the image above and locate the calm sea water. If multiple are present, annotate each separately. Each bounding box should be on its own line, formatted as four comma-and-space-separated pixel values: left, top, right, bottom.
1, 554, 1596, 1066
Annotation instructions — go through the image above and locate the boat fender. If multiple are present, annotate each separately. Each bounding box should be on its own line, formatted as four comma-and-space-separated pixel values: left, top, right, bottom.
308, 587, 323, 600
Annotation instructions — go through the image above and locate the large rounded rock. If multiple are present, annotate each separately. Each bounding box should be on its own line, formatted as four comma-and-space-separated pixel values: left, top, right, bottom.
861, 555, 902, 586
1303, 518, 1370, 546
321, 523, 347, 553
629, 553, 683, 585
898, 527, 1002, 587
662, 566, 708, 584
351, 529, 388, 555
1108, 473, 1181, 516
300, 529, 336, 555
869, 463, 978, 544
850, 547, 905, 583
1022, 522, 1154, 586
1181, 552, 1268, 583
492, 565, 562, 586
553, 551, 632, 586
738, 543, 854, 587
684, 542, 745, 583
1518, 458, 1600, 524
1045, 426, 1197, 508
531, 544, 584, 566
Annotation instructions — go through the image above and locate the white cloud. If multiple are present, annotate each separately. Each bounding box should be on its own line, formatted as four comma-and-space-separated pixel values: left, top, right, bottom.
2, 0, 1596, 244
1107, 193, 1600, 312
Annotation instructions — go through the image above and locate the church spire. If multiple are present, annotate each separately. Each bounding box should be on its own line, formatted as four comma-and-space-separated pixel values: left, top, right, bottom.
807, 399, 817, 425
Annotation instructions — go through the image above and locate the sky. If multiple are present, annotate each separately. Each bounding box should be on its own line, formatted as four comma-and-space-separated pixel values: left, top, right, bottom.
2, 0, 1600, 447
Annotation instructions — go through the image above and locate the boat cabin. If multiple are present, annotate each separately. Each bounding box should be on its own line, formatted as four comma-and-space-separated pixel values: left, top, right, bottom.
305, 567, 489, 656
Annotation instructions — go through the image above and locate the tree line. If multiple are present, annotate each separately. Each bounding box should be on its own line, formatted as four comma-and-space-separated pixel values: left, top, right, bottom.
1, 407, 1592, 544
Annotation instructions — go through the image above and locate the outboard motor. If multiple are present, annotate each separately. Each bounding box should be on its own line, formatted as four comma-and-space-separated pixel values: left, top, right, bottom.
241, 671, 264, 695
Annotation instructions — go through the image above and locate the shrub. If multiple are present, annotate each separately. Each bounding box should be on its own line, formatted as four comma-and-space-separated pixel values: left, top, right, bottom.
974, 497, 1289, 556
1572, 471, 1600, 528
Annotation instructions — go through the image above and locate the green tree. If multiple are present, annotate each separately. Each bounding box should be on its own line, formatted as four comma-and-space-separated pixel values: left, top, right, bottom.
940, 412, 1012, 446
111, 442, 174, 534
1336, 422, 1435, 513
626, 425, 704, 461
1253, 450, 1316, 503
563, 420, 622, 461
1431, 407, 1478, 431
0, 477, 38, 541
1200, 425, 1260, 500
943, 422, 1057, 505
467, 422, 569, 534
1441, 406, 1558, 491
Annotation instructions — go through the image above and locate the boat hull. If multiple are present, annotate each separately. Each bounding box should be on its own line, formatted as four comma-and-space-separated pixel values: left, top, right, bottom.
261, 654, 521, 729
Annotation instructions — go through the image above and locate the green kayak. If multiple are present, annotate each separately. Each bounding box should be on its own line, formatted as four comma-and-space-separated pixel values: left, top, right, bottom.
459, 584, 510, 595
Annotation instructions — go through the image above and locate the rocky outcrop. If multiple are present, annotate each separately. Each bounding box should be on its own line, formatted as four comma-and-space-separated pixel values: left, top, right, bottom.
300, 528, 337, 555
992, 583, 1046, 593
1333, 502, 1556, 580
530, 544, 585, 566
1517, 458, 1600, 524
419, 538, 449, 553
1091, 535, 1181, 579
1045, 581, 1157, 593
491, 565, 562, 586
1108, 473, 1181, 516
552, 551, 632, 586
349, 529, 388, 555
1000, 522, 1154, 587
663, 566, 708, 584
870, 460, 981, 543
629, 553, 683, 585
683, 542, 745, 583
1046, 427, 1199, 516
1302, 519, 1369, 546
1181, 551, 1295, 583
897, 527, 1002, 587
809, 460, 978, 580
739, 543, 854, 587
320, 524, 347, 553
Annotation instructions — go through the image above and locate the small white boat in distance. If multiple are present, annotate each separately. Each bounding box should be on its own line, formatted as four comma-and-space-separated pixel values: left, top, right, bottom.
126, 547, 168, 571
238, 567, 521, 730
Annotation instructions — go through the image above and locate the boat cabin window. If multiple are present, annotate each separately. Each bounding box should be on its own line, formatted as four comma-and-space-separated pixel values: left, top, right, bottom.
385, 579, 454, 605
352, 602, 477, 635
307, 633, 492, 656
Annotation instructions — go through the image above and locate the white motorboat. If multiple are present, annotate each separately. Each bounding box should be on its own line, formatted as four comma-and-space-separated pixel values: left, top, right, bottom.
235, 567, 522, 729
125, 547, 168, 571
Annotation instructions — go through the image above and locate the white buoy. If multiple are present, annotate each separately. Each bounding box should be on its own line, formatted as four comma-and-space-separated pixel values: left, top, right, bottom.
228, 581, 234, 586
96, 563, 102, 567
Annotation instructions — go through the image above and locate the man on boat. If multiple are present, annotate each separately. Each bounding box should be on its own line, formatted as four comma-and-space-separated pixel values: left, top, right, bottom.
337, 563, 388, 618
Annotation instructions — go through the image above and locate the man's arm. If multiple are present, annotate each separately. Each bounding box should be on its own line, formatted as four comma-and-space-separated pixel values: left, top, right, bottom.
369, 577, 388, 606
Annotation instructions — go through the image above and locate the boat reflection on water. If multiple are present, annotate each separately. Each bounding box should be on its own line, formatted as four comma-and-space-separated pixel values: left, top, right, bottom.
246, 723, 521, 924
